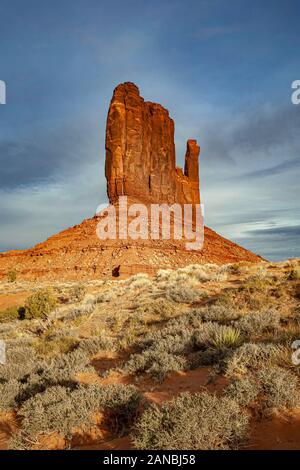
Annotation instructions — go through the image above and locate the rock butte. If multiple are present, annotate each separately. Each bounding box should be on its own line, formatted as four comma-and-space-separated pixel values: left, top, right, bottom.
105, 82, 200, 206
0, 82, 262, 280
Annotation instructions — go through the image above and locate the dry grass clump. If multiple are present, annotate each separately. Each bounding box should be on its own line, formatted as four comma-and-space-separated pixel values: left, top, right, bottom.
193, 323, 243, 351
11, 383, 142, 449
132, 391, 248, 450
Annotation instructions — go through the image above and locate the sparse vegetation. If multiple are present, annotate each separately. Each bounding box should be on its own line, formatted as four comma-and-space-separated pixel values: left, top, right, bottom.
132, 391, 248, 450
1, 260, 300, 450
11, 383, 142, 449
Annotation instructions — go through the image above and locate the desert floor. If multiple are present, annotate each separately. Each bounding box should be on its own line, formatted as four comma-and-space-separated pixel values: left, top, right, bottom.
0, 260, 300, 450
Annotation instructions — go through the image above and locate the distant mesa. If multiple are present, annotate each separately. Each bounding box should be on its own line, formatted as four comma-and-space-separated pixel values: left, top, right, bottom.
0, 83, 263, 280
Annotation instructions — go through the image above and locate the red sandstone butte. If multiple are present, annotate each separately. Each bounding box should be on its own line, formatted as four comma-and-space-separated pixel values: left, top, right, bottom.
0, 83, 263, 281
105, 82, 200, 205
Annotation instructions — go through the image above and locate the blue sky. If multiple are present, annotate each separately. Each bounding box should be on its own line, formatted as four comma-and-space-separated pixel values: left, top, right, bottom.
0, 0, 299, 260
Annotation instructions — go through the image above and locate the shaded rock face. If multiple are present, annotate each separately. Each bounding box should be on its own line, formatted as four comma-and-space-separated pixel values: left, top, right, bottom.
105, 82, 200, 205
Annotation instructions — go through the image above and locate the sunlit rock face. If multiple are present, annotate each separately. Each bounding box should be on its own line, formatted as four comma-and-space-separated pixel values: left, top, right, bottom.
105, 82, 200, 206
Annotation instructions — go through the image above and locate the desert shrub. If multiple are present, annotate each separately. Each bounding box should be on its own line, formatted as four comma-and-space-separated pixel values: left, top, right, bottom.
122, 320, 194, 381
166, 284, 199, 303
23, 289, 57, 320
0, 306, 20, 323
11, 383, 142, 449
60, 294, 99, 321
0, 380, 24, 411
174, 265, 210, 282
267, 323, 300, 344
126, 273, 151, 289
91, 383, 142, 433
294, 284, 300, 300
257, 366, 300, 411
225, 375, 261, 406
134, 298, 178, 322
225, 343, 284, 377
235, 310, 280, 336
288, 267, 300, 280
123, 350, 186, 382
35, 349, 91, 384
0, 341, 94, 410
200, 305, 241, 323
132, 391, 248, 450
77, 335, 114, 355
34, 336, 79, 356
69, 284, 87, 302
7, 270, 17, 283
229, 263, 243, 275
216, 282, 276, 312
0, 344, 38, 382
242, 277, 274, 293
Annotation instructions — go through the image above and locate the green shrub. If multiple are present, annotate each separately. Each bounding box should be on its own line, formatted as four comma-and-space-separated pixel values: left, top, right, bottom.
23, 289, 57, 320
132, 391, 248, 450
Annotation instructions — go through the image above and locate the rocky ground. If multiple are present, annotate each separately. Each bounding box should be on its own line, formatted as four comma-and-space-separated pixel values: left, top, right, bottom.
0, 259, 300, 450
